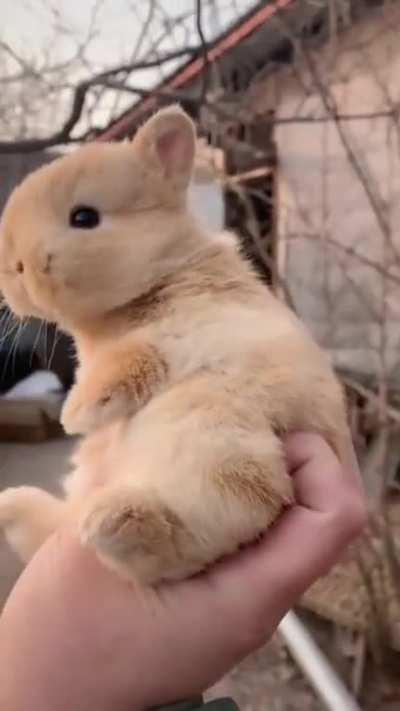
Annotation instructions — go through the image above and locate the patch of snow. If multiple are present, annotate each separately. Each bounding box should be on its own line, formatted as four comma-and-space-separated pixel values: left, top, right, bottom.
188, 181, 225, 231
3, 371, 63, 400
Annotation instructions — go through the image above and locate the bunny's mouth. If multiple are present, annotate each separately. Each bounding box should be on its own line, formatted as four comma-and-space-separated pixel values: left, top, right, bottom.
42, 253, 53, 275
1, 270, 56, 322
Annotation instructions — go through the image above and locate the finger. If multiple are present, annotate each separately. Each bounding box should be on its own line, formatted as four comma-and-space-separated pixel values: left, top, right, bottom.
201, 437, 366, 633
284, 432, 359, 513
166, 509, 342, 658
205, 507, 349, 618
287, 431, 363, 488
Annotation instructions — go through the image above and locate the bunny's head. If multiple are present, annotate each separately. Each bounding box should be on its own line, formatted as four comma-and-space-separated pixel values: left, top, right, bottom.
0, 106, 197, 329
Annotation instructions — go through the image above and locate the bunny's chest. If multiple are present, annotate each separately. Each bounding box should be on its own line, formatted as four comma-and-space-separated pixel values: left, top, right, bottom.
152, 303, 297, 383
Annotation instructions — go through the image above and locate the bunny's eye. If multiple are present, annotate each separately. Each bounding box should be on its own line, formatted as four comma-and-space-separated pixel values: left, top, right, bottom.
69, 206, 100, 229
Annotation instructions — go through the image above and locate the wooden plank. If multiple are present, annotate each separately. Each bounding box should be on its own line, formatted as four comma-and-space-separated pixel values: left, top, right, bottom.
0, 397, 64, 443
224, 166, 273, 184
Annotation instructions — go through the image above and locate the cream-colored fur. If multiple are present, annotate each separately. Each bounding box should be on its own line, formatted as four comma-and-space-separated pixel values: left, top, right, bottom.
0, 106, 350, 585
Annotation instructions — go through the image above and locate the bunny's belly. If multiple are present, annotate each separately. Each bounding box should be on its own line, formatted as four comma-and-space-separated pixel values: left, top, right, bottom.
63, 420, 131, 501
62, 377, 291, 584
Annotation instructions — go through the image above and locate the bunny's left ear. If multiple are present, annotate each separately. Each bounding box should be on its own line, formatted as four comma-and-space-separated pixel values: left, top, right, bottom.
132, 105, 196, 191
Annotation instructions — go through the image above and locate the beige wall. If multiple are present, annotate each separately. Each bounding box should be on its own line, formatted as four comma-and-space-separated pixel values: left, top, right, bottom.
249, 3, 400, 383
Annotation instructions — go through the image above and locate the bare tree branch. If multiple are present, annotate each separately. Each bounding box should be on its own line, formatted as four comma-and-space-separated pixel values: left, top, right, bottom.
289, 232, 400, 288
0, 45, 204, 153
196, 0, 210, 102
273, 3, 399, 260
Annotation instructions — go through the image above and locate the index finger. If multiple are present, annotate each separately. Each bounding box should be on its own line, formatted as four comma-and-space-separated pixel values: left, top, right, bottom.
284, 432, 363, 514
204, 434, 366, 628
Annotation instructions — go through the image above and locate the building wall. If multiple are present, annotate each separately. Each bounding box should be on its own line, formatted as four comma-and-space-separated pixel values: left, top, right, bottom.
0, 151, 58, 214
249, 3, 400, 384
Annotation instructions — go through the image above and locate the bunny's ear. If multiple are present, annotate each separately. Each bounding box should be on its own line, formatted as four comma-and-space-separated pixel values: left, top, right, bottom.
132, 105, 196, 190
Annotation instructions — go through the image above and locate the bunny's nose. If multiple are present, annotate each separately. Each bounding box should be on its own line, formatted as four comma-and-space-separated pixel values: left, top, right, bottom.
16, 260, 24, 274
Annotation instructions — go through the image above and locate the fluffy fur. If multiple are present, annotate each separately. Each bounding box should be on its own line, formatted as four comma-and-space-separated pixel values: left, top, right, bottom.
0, 106, 350, 584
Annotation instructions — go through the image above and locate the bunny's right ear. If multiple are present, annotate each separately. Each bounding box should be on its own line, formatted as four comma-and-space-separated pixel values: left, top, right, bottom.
132, 105, 196, 191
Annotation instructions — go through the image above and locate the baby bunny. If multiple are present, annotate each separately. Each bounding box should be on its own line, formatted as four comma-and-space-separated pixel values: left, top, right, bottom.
0, 106, 350, 585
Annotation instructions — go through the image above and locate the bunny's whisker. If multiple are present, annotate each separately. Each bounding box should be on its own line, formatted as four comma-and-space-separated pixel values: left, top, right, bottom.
2, 321, 22, 382
30, 318, 45, 370
0, 317, 19, 346
11, 318, 28, 378
47, 324, 60, 372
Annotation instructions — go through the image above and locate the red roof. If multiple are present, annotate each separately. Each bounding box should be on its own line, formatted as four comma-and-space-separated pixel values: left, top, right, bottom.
98, 0, 295, 141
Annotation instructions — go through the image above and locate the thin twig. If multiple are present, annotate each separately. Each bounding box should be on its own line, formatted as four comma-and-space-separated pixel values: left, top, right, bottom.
0, 45, 202, 153
288, 232, 400, 287
196, 0, 210, 102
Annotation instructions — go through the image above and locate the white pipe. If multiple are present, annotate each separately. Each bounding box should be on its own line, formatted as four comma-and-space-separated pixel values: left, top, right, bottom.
278, 611, 363, 711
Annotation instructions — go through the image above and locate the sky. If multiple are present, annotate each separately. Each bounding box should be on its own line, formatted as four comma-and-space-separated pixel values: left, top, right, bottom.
3, 0, 257, 80
1, 0, 257, 136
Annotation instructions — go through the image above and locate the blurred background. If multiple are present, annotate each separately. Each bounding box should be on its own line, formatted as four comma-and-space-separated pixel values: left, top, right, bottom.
0, 1, 399, 709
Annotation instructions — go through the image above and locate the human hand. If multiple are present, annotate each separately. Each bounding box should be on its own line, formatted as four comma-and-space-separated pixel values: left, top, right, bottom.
0, 434, 366, 711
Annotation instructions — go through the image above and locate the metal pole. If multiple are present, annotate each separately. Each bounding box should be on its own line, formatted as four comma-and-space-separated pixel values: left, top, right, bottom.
278, 611, 363, 711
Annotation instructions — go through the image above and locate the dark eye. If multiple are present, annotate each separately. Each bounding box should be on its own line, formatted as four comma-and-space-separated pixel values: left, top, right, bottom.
69, 205, 100, 229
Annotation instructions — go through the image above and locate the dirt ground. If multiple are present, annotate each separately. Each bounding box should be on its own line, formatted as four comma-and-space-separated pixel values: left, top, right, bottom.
1, 436, 399, 710
207, 614, 400, 711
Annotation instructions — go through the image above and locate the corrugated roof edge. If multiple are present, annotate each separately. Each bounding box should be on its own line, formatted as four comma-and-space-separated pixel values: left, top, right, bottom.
97, 0, 296, 142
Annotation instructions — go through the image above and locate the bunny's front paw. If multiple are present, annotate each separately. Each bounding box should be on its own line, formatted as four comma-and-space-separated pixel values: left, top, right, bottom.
61, 380, 134, 435
61, 341, 167, 435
